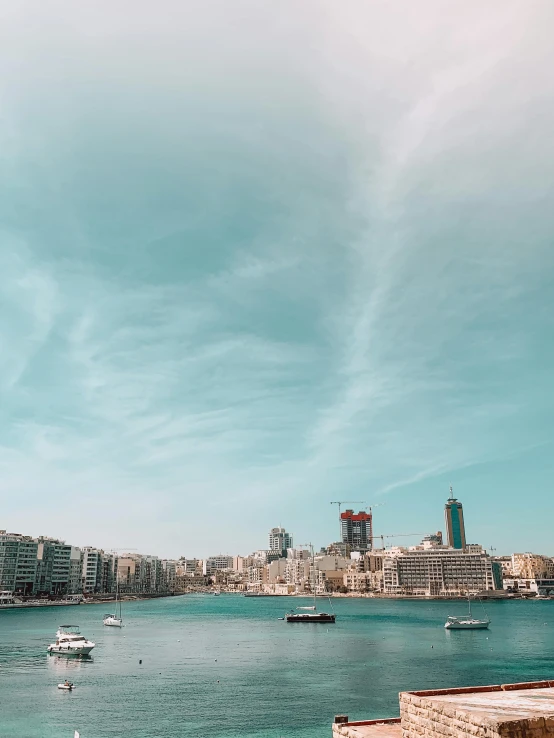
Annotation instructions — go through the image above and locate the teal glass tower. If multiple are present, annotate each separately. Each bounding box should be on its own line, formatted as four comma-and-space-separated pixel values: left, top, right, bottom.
444, 488, 466, 549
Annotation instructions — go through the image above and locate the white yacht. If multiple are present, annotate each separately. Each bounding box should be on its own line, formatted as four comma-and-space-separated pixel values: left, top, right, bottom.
47, 625, 95, 655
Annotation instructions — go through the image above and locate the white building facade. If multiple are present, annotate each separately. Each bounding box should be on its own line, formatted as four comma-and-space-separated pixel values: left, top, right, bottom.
383, 546, 501, 596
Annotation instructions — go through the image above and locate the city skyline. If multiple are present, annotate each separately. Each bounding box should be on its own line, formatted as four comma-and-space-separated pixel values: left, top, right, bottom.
3, 515, 554, 600
1, 485, 551, 561
2, 1, 554, 558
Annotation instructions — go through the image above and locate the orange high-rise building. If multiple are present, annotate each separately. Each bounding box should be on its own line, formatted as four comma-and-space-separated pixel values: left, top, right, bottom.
340, 510, 373, 552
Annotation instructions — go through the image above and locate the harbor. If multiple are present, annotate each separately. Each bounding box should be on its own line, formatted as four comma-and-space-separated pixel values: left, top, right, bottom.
0, 593, 552, 738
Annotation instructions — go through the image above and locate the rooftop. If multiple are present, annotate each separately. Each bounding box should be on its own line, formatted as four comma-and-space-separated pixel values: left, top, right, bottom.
333, 680, 554, 738
413, 684, 554, 724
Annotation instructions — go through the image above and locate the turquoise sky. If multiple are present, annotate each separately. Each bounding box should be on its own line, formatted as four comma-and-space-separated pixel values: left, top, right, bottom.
1, 1, 553, 558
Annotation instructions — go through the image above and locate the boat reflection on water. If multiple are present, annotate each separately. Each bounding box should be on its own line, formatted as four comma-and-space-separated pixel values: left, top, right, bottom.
47, 653, 94, 672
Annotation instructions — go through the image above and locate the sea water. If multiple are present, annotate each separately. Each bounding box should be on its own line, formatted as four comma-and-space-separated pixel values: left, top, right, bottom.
0, 595, 553, 738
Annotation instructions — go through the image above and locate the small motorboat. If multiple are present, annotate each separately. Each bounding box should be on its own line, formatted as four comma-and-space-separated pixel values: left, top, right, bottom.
58, 682, 75, 690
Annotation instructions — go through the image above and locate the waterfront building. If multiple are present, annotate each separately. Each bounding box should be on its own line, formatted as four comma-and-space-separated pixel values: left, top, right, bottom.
269, 527, 293, 557
342, 551, 384, 592
161, 560, 177, 591
315, 568, 344, 593
343, 569, 372, 592
204, 555, 233, 576
117, 553, 158, 593
81, 547, 104, 594
142, 555, 162, 591
118, 555, 140, 591
340, 510, 372, 552
0, 531, 38, 596
35, 538, 72, 596
69, 547, 83, 594
382, 545, 501, 596
99, 552, 118, 593
444, 488, 466, 549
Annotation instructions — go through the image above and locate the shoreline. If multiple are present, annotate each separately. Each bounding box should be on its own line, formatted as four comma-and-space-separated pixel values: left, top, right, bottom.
1, 591, 547, 610
0, 592, 181, 610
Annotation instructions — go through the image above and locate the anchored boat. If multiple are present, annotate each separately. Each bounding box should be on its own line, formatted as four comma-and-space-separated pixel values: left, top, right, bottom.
285, 545, 336, 623
47, 625, 95, 655
103, 581, 123, 627
444, 593, 490, 630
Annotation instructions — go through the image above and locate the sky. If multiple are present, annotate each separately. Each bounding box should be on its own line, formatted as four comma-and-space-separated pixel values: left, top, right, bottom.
1, 0, 553, 558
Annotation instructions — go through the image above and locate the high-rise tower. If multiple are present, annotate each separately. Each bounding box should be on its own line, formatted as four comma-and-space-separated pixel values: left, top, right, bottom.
269, 527, 293, 557
340, 510, 373, 552
444, 488, 466, 549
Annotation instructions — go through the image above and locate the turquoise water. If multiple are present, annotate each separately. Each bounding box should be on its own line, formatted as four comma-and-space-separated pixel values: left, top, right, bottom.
0, 596, 553, 738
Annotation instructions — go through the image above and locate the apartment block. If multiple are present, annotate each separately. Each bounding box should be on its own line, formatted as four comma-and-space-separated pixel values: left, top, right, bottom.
383, 545, 501, 596
69, 547, 83, 594
204, 555, 233, 576
0, 531, 38, 595
35, 538, 72, 596
512, 552, 554, 579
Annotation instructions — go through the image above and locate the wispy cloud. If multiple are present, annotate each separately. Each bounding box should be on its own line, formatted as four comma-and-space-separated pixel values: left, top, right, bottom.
0, 0, 553, 555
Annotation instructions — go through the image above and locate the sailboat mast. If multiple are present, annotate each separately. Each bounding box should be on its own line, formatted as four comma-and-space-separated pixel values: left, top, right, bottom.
311, 544, 316, 611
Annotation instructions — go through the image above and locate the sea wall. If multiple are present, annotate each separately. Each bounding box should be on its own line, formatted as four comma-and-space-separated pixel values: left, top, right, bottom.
399, 683, 554, 738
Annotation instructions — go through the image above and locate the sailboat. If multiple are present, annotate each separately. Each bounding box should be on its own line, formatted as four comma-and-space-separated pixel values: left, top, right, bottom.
444, 590, 490, 630
286, 546, 336, 623
103, 580, 123, 627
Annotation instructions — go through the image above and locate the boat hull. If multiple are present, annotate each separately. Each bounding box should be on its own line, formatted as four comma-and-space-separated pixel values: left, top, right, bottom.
286, 613, 336, 623
48, 645, 95, 655
103, 619, 123, 627
445, 620, 489, 630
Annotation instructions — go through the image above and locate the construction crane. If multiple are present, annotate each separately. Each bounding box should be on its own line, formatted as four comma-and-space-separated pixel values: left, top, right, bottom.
369, 532, 434, 550
330, 501, 365, 515
330, 500, 366, 541
362, 502, 386, 515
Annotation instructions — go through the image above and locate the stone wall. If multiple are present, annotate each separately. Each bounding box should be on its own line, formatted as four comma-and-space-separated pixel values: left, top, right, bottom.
399, 683, 554, 738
